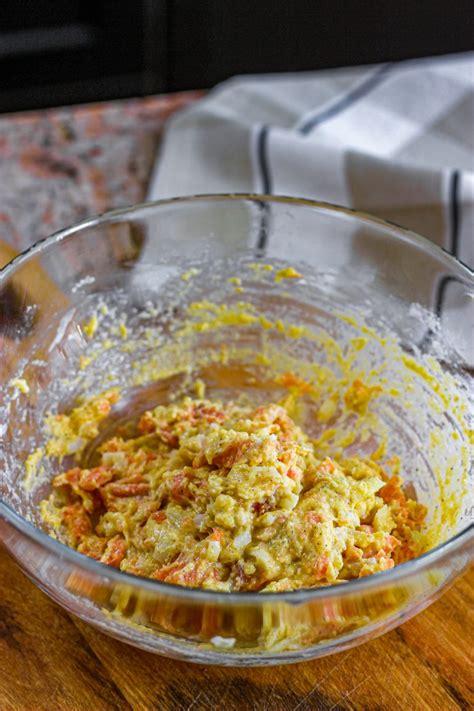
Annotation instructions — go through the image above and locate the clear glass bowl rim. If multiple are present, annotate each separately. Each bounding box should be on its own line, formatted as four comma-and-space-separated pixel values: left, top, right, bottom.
0, 193, 472, 604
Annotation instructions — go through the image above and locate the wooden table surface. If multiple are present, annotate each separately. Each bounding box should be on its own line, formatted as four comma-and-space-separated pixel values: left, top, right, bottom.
1, 93, 473, 711
0, 546, 472, 710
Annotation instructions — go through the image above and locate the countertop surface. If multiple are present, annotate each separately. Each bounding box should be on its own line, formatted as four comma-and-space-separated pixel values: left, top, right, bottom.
0, 94, 472, 711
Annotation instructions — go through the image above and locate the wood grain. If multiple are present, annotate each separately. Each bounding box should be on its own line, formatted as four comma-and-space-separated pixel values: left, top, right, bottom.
1, 545, 472, 711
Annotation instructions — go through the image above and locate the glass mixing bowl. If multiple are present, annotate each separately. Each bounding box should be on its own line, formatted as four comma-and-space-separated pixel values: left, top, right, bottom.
0, 195, 472, 665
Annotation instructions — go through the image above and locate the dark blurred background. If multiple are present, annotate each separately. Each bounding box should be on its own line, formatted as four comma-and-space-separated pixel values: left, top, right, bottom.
1, 0, 473, 114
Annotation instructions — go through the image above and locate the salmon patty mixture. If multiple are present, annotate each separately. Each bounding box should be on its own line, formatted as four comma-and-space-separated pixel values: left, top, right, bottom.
40, 395, 426, 592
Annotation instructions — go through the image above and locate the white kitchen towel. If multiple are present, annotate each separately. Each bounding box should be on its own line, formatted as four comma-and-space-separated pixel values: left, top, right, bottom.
148, 52, 474, 270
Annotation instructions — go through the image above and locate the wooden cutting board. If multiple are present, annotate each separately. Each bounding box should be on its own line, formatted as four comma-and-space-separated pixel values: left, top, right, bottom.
0, 545, 472, 710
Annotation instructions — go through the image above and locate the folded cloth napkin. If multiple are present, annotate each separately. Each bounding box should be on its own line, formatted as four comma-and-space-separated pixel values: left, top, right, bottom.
148, 52, 473, 270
